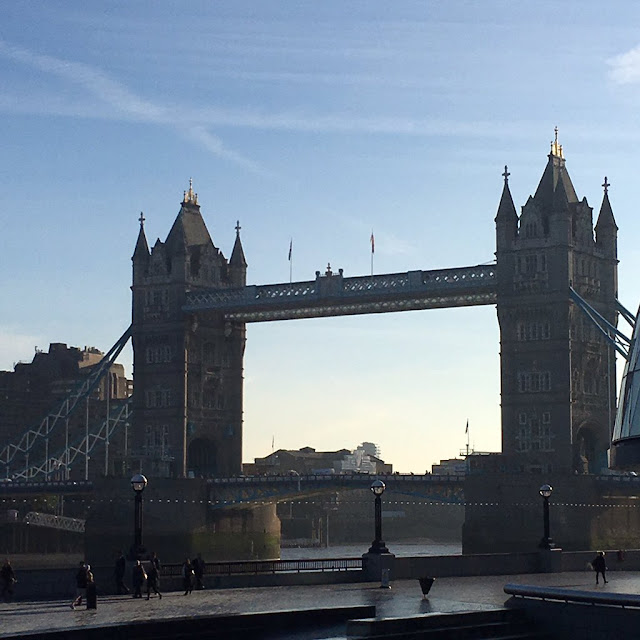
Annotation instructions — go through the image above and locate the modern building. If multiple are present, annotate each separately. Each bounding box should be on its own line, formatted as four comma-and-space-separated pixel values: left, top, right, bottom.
246, 444, 392, 475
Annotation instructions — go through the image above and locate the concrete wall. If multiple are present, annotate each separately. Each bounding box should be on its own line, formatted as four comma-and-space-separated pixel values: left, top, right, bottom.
84, 477, 280, 565
463, 473, 640, 553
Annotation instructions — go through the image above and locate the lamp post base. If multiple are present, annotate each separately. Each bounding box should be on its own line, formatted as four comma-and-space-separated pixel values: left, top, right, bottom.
538, 538, 555, 550
367, 540, 390, 554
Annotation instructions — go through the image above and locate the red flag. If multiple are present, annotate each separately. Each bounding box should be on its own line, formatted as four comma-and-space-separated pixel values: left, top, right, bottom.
370, 231, 375, 254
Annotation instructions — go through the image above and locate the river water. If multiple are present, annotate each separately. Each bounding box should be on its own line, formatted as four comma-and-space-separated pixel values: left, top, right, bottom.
280, 541, 461, 559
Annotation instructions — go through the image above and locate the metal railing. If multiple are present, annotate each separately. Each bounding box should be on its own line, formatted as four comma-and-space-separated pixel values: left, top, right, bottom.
161, 557, 362, 577
504, 583, 640, 608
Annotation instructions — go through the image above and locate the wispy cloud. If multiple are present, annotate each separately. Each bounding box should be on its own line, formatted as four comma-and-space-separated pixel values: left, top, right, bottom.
608, 45, 640, 84
0, 39, 263, 172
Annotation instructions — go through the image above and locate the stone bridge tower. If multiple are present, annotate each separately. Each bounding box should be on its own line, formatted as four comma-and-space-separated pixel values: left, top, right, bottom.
131, 181, 247, 478
495, 133, 618, 475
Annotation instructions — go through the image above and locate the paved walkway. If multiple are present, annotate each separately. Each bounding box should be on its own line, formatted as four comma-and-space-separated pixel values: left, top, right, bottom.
1, 570, 637, 639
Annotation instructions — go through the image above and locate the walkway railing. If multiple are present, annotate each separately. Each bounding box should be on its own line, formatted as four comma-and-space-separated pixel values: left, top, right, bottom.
161, 557, 363, 577
504, 583, 640, 608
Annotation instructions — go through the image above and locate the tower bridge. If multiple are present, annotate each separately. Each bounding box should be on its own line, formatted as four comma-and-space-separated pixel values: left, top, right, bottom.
0, 133, 627, 488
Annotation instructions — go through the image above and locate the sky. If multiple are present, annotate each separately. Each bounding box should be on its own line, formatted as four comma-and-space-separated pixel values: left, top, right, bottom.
4, 1, 640, 473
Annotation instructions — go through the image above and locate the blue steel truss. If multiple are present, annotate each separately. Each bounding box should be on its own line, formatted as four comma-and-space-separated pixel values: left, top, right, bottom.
184, 263, 497, 322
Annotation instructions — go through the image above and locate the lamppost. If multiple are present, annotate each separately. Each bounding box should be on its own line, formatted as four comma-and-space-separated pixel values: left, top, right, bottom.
538, 483, 554, 550
131, 473, 147, 559
367, 479, 389, 554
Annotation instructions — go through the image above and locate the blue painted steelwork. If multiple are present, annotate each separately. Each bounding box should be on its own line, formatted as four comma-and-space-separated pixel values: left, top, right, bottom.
184, 264, 497, 322
207, 473, 465, 507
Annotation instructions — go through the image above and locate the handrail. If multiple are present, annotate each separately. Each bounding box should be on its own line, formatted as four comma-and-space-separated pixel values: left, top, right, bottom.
160, 557, 363, 577
504, 583, 640, 608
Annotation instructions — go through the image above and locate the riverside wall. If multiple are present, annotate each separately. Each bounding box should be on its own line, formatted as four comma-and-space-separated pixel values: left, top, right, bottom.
8, 548, 640, 600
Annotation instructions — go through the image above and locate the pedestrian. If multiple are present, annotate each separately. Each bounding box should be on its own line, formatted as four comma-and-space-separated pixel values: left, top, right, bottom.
86, 565, 97, 609
181, 558, 194, 595
146, 562, 162, 600
70, 561, 88, 609
192, 553, 205, 590
1, 558, 16, 601
114, 550, 129, 594
131, 559, 147, 598
592, 551, 608, 585
150, 551, 161, 573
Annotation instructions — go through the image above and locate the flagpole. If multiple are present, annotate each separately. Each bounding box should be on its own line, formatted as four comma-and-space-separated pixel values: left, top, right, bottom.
370, 230, 374, 276
465, 419, 470, 457
288, 238, 293, 284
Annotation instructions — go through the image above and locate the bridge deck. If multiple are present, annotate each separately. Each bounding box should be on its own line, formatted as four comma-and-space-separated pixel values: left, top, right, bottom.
184, 263, 497, 321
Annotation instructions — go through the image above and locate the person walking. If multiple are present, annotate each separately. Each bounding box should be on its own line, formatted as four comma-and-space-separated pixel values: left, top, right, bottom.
70, 561, 88, 609
592, 551, 608, 585
131, 560, 146, 598
86, 565, 97, 609
192, 553, 205, 590
1, 558, 16, 601
114, 551, 129, 595
146, 562, 162, 600
181, 558, 194, 595
150, 551, 161, 574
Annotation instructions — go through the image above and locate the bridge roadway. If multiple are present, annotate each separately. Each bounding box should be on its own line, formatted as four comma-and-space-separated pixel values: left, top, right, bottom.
208, 473, 465, 507
0, 474, 465, 505
184, 263, 497, 322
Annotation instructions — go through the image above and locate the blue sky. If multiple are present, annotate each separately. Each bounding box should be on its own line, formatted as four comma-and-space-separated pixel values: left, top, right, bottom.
3, 2, 640, 472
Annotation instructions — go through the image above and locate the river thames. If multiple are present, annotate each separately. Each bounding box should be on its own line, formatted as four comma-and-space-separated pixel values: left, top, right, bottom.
280, 540, 461, 559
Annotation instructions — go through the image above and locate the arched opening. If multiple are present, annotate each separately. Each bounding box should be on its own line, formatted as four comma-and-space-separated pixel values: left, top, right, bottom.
187, 438, 217, 478
574, 426, 597, 474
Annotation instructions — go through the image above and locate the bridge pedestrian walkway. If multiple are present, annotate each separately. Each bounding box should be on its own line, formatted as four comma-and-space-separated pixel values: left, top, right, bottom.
0, 570, 636, 639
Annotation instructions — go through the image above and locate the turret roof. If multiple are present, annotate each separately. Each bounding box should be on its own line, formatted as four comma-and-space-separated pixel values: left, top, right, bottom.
164, 180, 214, 254
595, 177, 618, 232
532, 129, 578, 211
132, 212, 150, 261
230, 220, 247, 267
495, 165, 518, 223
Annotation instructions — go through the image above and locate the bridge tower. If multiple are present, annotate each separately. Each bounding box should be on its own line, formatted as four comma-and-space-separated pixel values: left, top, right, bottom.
131, 181, 247, 478
495, 133, 618, 475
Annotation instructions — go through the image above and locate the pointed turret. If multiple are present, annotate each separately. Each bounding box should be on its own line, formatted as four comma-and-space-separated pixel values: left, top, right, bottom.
165, 179, 214, 255
229, 220, 248, 287
495, 166, 519, 251
595, 176, 618, 259
132, 212, 150, 261
533, 128, 578, 211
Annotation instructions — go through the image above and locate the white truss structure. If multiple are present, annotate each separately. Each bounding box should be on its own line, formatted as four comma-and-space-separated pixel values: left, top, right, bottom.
11, 398, 132, 481
23, 511, 85, 533
0, 326, 132, 479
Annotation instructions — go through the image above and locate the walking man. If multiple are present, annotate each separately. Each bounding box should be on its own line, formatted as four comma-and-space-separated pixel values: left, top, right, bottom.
1, 558, 16, 601
114, 551, 129, 594
592, 551, 608, 585
193, 553, 205, 590
146, 562, 162, 600
70, 561, 88, 609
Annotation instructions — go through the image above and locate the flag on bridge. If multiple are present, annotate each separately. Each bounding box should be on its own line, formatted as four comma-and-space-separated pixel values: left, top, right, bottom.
288, 238, 292, 261
465, 419, 469, 434
370, 231, 375, 254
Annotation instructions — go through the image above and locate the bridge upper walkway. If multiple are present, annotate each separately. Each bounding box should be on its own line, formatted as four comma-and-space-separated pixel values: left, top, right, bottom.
184, 263, 497, 322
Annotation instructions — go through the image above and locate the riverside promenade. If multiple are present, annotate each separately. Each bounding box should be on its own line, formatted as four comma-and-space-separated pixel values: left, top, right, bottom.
1, 569, 636, 639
